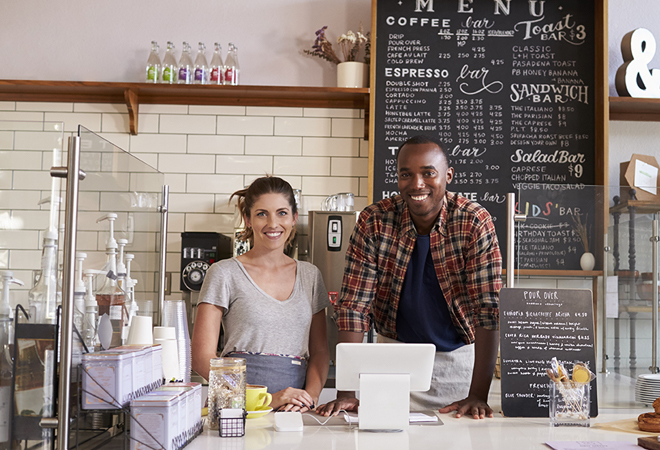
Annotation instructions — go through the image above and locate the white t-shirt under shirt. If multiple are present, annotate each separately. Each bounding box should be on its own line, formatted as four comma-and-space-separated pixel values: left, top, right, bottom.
198, 258, 330, 359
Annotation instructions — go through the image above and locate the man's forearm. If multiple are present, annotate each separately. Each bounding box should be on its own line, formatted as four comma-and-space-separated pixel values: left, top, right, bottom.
468, 327, 499, 401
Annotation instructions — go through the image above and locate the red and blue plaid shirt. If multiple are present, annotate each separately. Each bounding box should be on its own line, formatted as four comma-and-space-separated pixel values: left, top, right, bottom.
334, 192, 502, 345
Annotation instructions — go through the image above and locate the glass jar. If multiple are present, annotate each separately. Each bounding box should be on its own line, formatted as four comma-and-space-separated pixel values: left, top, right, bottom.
207, 357, 246, 430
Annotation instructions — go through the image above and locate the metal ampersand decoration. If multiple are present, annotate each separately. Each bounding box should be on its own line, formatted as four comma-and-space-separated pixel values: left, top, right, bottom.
616, 28, 660, 98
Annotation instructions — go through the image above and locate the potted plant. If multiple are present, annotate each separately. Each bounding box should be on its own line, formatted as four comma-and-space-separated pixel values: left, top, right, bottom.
303, 25, 370, 88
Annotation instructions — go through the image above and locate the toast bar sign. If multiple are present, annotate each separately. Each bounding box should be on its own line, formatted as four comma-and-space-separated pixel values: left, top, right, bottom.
616, 28, 660, 98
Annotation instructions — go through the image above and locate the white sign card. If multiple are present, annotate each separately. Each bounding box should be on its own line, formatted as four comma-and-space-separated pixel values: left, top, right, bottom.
634, 159, 658, 195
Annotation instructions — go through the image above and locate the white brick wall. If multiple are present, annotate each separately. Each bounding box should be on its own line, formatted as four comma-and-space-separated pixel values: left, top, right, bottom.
0, 103, 369, 306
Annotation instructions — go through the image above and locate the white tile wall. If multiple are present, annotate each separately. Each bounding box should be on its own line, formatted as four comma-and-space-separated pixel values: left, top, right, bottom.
130, 134, 187, 154
303, 137, 360, 157
159, 114, 216, 134
275, 117, 331, 137
0, 172, 11, 190
2, 103, 582, 312
187, 135, 244, 155
216, 116, 273, 135
158, 154, 215, 173
331, 118, 365, 138
215, 155, 273, 175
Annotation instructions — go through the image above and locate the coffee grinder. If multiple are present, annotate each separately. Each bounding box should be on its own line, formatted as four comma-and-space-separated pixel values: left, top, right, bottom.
180, 232, 231, 330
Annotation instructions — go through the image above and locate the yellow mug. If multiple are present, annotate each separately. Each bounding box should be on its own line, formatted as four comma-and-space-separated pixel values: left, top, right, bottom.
246, 384, 272, 411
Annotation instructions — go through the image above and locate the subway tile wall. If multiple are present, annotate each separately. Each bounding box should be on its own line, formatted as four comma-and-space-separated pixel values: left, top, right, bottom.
9, 103, 633, 371
0, 102, 369, 307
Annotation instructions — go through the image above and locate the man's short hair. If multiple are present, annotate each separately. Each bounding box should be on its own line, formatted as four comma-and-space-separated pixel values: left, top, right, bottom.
395, 135, 449, 163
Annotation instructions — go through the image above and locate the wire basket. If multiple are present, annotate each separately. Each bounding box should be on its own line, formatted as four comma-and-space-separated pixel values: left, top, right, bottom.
219, 409, 247, 437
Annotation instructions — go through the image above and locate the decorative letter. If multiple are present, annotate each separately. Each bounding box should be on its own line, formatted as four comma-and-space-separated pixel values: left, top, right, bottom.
528, 0, 545, 17
615, 28, 660, 98
494, 0, 511, 15
415, 0, 434, 12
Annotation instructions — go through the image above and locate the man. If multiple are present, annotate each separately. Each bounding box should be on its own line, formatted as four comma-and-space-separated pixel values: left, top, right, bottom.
317, 135, 502, 419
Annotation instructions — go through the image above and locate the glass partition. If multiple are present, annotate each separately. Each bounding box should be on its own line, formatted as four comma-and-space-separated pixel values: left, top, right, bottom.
0, 120, 66, 449
516, 183, 660, 380
1, 121, 166, 447
77, 126, 164, 321
68, 126, 165, 446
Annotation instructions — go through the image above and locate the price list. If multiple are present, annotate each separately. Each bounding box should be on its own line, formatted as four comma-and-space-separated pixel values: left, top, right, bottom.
372, 0, 596, 270
499, 288, 597, 418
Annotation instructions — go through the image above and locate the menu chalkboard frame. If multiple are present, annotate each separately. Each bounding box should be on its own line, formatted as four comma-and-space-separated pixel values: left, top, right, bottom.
366, 0, 608, 274
499, 287, 598, 418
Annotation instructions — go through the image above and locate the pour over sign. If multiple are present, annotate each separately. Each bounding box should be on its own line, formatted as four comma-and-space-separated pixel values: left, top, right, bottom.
616, 28, 660, 98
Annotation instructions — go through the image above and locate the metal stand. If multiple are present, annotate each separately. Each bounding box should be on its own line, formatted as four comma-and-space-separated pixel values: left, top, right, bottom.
505, 193, 527, 288
601, 236, 610, 374
10, 305, 58, 450
650, 219, 659, 374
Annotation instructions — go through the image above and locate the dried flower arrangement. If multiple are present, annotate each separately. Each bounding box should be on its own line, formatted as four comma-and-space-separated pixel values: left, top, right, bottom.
304, 24, 370, 65
572, 213, 590, 253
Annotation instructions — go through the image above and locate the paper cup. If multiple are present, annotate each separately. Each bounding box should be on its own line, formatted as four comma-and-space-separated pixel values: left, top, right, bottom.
156, 338, 180, 382
153, 326, 176, 341
126, 315, 153, 345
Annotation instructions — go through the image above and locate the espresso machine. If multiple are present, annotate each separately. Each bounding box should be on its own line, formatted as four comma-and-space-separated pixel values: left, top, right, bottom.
309, 210, 359, 363
180, 232, 232, 330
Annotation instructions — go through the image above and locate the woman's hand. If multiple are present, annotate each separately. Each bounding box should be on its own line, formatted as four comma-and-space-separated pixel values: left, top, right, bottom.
315, 397, 359, 416
271, 387, 317, 412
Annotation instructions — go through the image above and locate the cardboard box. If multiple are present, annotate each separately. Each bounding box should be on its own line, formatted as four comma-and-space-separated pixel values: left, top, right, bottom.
620, 154, 660, 202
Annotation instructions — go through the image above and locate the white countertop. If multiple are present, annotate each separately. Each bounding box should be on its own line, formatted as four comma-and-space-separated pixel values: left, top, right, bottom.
186, 372, 654, 450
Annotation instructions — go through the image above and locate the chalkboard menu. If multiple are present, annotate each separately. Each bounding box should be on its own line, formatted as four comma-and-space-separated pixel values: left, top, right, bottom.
371, 0, 597, 269
499, 288, 598, 418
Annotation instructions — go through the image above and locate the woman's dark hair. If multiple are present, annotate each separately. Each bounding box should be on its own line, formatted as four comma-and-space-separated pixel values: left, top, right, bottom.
230, 176, 298, 246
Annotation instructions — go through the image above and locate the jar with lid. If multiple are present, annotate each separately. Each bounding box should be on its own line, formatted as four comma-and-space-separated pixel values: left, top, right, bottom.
207, 357, 246, 430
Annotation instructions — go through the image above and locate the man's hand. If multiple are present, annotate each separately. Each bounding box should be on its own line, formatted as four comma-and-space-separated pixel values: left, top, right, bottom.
315, 397, 360, 416
438, 395, 493, 419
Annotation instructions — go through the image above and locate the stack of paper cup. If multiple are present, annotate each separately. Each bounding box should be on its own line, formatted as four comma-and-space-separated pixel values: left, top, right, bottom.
153, 326, 176, 341
162, 300, 191, 382
126, 315, 153, 345
155, 338, 180, 382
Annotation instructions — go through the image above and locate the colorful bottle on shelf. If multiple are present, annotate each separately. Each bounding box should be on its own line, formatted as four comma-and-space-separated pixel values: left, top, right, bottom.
194, 42, 209, 84
146, 41, 161, 83
161, 41, 178, 84
178, 42, 193, 85
210, 43, 224, 85
224, 43, 240, 86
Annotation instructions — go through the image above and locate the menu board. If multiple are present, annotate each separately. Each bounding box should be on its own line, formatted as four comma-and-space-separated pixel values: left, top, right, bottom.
499, 288, 598, 418
371, 0, 597, 269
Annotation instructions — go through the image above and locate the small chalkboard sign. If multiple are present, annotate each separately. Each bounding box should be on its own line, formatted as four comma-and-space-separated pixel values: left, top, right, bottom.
499, 288, 598, 418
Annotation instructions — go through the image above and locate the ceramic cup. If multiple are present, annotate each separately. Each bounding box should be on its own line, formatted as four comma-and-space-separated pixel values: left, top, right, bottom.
246, 384, 272, 411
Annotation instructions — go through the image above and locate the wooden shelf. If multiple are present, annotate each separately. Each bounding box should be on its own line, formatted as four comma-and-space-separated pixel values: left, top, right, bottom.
504, 269, 602, 277
609, 199, 660, 215
609, 96, 660, 122
0, 80, 370, 135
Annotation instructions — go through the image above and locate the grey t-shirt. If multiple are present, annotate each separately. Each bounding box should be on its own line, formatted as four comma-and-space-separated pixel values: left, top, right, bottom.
198, 258, 330, 359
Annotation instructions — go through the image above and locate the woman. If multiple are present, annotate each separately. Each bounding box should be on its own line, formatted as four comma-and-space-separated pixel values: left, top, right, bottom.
191, 176, 330, 412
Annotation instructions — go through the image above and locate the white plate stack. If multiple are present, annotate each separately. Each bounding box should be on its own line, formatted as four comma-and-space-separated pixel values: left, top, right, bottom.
163, 300, 192, 382
635, 374, 660, 405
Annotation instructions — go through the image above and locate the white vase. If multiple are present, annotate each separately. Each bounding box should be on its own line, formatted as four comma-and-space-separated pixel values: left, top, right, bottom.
337, 62, 368, 88
580, 252, 595, 271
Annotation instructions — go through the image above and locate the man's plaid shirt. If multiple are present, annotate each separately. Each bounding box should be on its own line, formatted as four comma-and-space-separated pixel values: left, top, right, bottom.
334, 192, 502, 345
